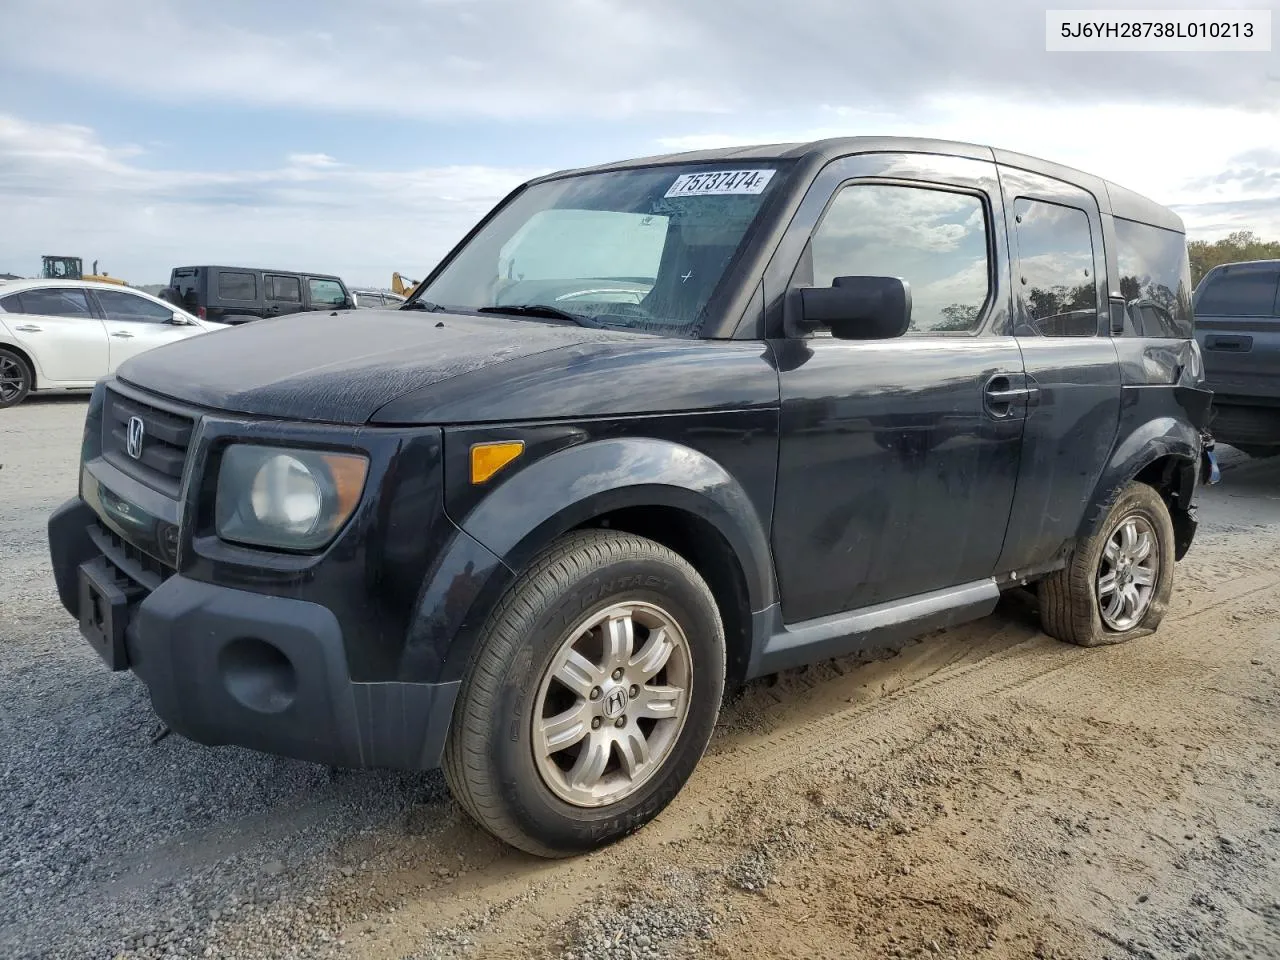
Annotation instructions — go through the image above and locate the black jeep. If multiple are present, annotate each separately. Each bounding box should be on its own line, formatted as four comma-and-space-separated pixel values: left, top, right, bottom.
167, 265, 355, 324
49, 138, 1216, 857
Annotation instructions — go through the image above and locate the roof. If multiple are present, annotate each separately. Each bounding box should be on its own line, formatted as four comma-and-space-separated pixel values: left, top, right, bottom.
532, 136, 1184, 233
171, 265, 344, 280
1207, 259, 1280, 271
0, 278, 148, 294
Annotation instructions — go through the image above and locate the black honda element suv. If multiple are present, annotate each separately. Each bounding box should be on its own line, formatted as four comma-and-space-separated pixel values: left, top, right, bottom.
50, 137, 1217, 857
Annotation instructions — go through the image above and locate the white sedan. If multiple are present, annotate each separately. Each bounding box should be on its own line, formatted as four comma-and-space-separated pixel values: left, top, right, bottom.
0, 279, 229, 409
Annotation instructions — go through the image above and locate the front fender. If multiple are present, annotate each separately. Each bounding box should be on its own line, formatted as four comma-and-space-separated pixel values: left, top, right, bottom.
453, 435, 777, 614
402, 424, 778, 686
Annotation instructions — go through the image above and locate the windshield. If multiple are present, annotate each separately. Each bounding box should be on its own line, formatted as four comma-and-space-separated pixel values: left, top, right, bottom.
413, 162, 791, 335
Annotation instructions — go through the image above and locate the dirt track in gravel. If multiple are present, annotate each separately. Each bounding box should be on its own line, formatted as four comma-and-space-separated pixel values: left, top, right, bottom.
3, 397, 1279, 960
209, 449, 1280, 960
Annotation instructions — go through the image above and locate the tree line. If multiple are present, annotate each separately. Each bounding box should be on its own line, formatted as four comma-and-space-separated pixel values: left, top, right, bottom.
1188, 231, 1280, 287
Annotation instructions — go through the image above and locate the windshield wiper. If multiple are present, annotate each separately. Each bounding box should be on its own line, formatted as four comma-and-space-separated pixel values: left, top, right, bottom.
403, 298, 446, 312
475, 304, 601, 327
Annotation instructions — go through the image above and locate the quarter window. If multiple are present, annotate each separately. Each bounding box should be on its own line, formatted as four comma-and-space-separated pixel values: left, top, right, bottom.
1012, 198, 1098, 337
218, 272, 258, 301
807, 183, 991, 334
1114, 218, 1194, 338
0, 293, 22, 313
268, 275, 302, 302
308, 278, 346, 307
17, 288, 94, 318
95, 290, 176, 323
1196, 267, 1280, 317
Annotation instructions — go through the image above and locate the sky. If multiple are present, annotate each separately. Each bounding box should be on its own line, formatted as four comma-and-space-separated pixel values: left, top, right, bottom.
0, 0, 1276, 287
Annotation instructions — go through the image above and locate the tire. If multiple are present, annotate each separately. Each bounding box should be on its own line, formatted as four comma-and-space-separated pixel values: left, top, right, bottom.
443, 529, 726, 858
1038, 481, 1175, 647
0, 348, 32, 409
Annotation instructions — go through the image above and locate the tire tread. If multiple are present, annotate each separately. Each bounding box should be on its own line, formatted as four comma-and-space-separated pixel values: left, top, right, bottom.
443, 529, 720, 857
1037, 481, 1175, 648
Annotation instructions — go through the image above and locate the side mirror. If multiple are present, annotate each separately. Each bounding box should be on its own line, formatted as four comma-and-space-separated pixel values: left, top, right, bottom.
796, 276, 911, 340
167, 312, 194, 325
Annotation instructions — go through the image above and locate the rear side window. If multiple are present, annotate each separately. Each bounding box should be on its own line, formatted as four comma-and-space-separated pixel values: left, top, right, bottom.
1114, 218, 1193, 338
267, 275, 301, 302
1196, 266, 1280, 317
307, 278, 346, 307
1012, 198, 1098, 337
95, 290, 176, 324
17, 288, 94, 318
218, 272, 258, 301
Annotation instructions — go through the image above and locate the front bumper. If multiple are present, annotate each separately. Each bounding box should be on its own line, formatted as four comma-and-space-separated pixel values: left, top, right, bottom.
49, 497, 459, 771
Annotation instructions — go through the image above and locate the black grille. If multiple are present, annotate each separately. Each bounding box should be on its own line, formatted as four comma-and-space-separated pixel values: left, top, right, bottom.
102, 388, 195, 496
88, 522, 174, 591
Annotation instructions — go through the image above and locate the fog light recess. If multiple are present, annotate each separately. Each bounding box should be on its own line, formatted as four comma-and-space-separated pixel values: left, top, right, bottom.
219, 637, 298, 714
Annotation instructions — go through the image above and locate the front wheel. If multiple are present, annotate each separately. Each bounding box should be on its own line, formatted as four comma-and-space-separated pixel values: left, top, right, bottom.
443, 530, 726, 857
1038, 481, 1175, 646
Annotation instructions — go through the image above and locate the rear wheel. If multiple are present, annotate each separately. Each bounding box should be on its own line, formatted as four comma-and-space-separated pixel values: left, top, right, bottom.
0, 349, 32, 409
1038, 481, 1175, 646
443, 530, 726, 857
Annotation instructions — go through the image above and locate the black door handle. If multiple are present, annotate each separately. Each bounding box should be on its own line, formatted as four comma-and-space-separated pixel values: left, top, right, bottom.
986, 386, 1033, 403
984, 375, 1038, 419
1206, 335, 1248, 351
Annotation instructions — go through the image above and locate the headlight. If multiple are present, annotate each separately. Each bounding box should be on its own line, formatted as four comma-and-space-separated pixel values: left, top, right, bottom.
215, 444, 368, 551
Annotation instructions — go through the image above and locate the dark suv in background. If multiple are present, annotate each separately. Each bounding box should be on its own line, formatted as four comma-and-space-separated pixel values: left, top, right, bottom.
1193, 259, 1280, 456
168, 265, 355, 324
51, 137, 1215, 859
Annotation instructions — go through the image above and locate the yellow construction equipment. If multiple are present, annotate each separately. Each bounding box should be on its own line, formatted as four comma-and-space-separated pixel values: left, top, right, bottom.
392, 272, 418, 297
41, 256, 128, 286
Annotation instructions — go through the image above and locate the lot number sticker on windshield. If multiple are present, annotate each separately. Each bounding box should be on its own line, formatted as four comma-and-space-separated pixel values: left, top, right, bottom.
664, 169, 776, 198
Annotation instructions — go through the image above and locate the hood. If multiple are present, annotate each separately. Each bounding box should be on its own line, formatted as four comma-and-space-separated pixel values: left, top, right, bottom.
117, 309, 642, 424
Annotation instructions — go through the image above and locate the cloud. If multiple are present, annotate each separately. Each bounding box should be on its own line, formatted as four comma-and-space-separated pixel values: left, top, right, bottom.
0, 114, 543, 285
0, 0, 727, 121
1, 0, 1276, 122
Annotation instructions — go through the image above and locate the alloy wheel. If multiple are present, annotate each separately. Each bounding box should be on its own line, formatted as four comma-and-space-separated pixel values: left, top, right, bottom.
532, 601, 693, 807
0, 355, 26, 403
1097, 514, 1159, 631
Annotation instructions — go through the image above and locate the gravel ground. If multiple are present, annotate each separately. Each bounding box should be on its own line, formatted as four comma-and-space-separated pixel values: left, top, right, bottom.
2, 396, 1279, 960
1, 397, 442, 960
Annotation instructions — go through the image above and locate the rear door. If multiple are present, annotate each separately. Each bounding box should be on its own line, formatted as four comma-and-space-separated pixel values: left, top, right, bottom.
92, 288, 204, 371
264, 273, 305, 319
1193, 262, 1280, 403
991, 166, 1123, 575
0, 287, 108, 382
213, 269, 262, 322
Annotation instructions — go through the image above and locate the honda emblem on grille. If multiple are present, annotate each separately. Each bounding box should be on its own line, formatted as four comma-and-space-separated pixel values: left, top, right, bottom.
126, 416, 145, 460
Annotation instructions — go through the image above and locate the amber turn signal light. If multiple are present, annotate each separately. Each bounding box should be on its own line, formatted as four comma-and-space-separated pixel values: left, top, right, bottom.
470, 440, 524, 484
319, 452, 370, 527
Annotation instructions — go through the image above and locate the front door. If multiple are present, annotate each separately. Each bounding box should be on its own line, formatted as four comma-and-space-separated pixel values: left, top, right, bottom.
92, 288, 203, 372
770, 153, 1025, 623
305, 277, 348, 312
